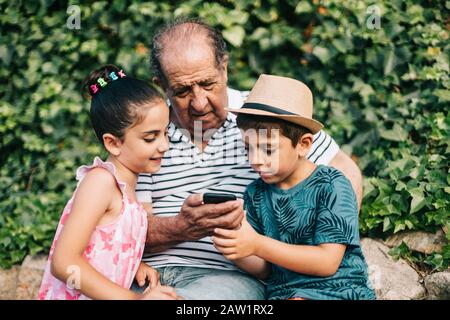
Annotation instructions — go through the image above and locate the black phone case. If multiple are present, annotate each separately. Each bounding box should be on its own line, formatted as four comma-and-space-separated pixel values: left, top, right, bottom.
203, 193, 237, 204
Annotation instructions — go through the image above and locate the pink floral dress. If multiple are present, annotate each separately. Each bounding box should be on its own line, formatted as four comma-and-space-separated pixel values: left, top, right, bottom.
38, 157, 148, 300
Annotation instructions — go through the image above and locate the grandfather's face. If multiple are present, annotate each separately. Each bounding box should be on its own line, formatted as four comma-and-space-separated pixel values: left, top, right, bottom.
159, 43, 229, 137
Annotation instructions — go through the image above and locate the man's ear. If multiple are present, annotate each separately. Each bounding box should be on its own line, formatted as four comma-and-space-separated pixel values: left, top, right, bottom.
296, 133, 314, 158
152, 76, 162, 88
221, 55, 229, 70
153, 76, 170, 97
103, 133, 122, 157
220, 55, 229, 80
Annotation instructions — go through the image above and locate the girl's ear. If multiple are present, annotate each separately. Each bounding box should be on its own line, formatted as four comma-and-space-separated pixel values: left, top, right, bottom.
103, 133, 122, 156
296, 133, 314, 158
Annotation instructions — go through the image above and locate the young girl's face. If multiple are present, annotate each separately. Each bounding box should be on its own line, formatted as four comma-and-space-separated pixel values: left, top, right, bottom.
117, 100, 170, 174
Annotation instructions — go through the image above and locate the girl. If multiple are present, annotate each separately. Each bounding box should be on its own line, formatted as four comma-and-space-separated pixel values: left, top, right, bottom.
38, 65, 180, 300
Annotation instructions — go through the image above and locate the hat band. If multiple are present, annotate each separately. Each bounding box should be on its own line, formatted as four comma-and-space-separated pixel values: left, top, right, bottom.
242, 103, 297, 116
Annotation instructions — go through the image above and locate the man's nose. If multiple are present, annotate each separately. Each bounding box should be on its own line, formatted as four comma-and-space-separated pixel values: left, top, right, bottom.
190, 85, 208, 112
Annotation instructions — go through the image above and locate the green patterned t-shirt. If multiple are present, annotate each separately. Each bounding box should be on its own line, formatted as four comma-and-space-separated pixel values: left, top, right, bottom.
244, 165, 376, 300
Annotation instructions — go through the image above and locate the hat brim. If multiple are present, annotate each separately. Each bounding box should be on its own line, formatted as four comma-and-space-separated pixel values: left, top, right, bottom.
227, 108, 323, 134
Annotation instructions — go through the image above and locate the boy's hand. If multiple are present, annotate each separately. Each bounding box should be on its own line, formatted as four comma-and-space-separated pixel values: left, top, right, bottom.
212, 213, 260, 260
135, 262, 160, 289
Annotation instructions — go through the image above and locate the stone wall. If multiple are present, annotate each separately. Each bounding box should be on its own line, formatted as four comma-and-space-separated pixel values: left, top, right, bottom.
0, 255, 47, 300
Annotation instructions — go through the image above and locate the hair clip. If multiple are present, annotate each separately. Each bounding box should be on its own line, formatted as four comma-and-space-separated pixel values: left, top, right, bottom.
90, 84, 99, 94
97, 77, 107, 87
89, 69, 126, 95
109, 72, 118, 80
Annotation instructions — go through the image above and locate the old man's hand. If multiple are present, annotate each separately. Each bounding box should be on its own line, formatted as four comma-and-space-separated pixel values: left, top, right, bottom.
176, 194, 244, 241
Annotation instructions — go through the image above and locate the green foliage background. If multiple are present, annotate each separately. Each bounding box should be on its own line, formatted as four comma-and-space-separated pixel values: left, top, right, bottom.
0, 0, 449, 270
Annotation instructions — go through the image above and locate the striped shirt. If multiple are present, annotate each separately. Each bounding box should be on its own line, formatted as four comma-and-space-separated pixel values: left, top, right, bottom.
136, 87, 339, 270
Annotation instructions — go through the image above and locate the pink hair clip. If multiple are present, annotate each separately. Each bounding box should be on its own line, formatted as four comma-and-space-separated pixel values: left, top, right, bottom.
117, 70, 126, 78
90, 84, 99, 94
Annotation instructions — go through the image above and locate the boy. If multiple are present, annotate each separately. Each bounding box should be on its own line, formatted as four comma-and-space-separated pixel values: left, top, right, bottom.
212, 74, 376, 300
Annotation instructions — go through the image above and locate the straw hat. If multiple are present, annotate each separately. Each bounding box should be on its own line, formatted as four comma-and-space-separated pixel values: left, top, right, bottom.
228, 74, 323, 134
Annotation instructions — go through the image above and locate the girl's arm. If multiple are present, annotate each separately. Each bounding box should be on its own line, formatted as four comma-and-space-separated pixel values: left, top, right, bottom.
213, 215, 346, 278
51, 168, 140, 299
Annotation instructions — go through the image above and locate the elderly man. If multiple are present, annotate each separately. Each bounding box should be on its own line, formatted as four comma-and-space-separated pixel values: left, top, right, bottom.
135, 19, 363, 299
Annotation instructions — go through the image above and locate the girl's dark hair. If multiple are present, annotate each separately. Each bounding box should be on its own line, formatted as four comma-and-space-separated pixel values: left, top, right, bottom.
236, 114, 311, 147
82, 64, 164, 144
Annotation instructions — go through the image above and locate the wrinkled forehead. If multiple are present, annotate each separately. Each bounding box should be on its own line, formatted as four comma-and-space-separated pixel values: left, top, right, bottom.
159, 34, 218, 77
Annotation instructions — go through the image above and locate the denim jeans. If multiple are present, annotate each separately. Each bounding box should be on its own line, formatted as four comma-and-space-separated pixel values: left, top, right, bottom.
131, 266, 266, 300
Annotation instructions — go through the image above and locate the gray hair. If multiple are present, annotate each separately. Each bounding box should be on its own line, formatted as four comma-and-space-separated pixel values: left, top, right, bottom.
150, 18, 229, 83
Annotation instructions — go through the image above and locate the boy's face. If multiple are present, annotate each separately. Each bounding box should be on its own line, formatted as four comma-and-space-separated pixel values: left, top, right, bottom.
242, 128, 313, 188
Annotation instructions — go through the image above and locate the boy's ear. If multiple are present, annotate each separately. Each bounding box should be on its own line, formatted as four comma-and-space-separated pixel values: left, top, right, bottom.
102, 133, 122, 156
296, 133, 314, 158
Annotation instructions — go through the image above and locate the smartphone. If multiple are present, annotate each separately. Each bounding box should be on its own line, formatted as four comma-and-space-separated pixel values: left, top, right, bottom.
203, 193, 237, 204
